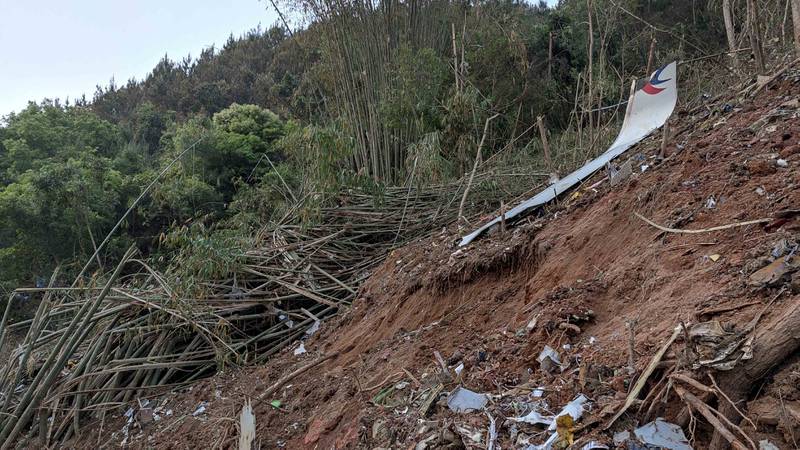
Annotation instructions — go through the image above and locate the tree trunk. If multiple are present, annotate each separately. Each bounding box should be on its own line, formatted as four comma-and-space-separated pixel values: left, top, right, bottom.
709, 295, 800, 449
791, 0, 800, 55
722, 0, 738, 66
746, 0, 766, 73
548, 31, 554, 81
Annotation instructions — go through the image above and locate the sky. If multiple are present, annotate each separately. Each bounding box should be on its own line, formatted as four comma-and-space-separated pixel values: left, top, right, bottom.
0, 0, 558, 119
0, 0, 279, 117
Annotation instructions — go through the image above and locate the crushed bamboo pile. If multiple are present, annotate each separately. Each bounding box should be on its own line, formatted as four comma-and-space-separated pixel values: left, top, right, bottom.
0, 168, 545, 446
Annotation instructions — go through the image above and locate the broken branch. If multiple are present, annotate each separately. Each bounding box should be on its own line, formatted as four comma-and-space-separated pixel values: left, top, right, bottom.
634, 213, 770, 234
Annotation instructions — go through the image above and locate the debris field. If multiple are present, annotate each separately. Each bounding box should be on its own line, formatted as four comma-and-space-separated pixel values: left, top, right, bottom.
73, 69, 800, 450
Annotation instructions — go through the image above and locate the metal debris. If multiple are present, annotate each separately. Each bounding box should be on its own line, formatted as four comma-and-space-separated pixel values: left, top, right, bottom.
446, 386, 488, 413
192, 401, 209, 417
537, 345, 562, 373
239, 400, 256, 450
633, 418, 692, 450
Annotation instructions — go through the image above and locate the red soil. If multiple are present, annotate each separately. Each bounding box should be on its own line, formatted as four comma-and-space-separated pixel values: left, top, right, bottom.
78, 73, 800, 449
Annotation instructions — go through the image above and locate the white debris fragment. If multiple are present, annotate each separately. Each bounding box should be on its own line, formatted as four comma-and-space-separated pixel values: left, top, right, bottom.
634, 418, 692, 450
293, 342, 306, 356
509, 408, 553, 426
777, 158, 788, 167
446, 386, 488, 413
192, 401, 208, 417
759, 439, 780, 450
548, 394, 588, 431
239, 400, 256, 450
537, 345, 562, 372
305, 320, 321, 336
522, 395, 591, 450
613, 430, 631, 446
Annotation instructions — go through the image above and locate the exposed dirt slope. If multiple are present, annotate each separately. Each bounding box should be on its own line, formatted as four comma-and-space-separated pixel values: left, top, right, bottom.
85, 71, 800, 449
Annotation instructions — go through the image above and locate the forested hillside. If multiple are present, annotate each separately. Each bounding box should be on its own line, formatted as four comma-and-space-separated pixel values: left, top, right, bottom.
0, 0, 779, 293
5, 1, 800, 447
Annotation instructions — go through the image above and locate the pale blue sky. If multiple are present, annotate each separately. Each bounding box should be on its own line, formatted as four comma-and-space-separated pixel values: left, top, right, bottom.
0, 0, 279, 117
1, 1, 557, 118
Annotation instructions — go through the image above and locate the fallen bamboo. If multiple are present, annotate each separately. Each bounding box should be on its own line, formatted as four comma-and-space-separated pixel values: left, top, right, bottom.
606, 326, 680, 428
255, 352, 340, 404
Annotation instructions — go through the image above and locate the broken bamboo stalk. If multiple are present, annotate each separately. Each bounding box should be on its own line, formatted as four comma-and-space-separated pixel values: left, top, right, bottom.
255, 352, 339, 405
606, 326, 680, 428
674, 385, 752, 450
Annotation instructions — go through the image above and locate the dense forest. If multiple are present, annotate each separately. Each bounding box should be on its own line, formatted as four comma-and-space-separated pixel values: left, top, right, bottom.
0, 0, 788, 294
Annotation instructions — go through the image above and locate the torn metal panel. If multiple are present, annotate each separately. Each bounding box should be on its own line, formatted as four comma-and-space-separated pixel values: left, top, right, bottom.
459, 62, 678, 247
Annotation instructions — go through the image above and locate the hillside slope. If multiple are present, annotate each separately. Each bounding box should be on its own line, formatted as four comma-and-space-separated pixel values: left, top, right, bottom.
93, 67, 800, 450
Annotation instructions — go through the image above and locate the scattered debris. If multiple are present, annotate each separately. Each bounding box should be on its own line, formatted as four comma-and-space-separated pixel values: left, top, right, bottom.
523, 395, 590, 450
759, 439, 780, 450
609, 160, 633, 187
537, 345, 562, 373
446, 386, 489, 413
510, 407, 553, 426
486, 411, 498, 450
239, 400, 256, 450
192, 401, 208, 417
293, 342, 306, 356
633, 418, 692, 450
